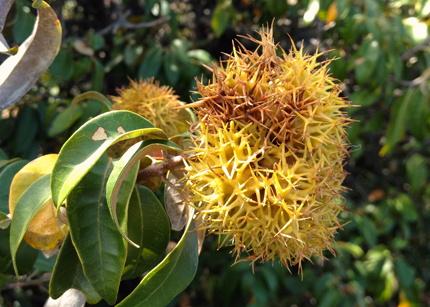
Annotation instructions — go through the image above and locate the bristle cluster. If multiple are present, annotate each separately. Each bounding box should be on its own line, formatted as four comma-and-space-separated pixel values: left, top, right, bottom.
184, 27, 352, 269
111, 78, 192, 155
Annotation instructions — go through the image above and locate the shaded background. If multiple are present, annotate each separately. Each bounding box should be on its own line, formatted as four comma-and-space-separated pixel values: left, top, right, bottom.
1, 0, 430, 306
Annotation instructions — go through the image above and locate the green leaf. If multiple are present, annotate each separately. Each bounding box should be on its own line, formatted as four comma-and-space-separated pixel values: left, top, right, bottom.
355, 215, 377, 247
48, 104, 84, 137
92, 58, 105, 92
0, 149, 7, 160
116, 213, 198, 307
0, 158, 21, 171
0, 159, 28, 213
0, 227, 39, 275
71, 91, 112, 112
50, 234, 102, 304
0, 273, 7, 289
355, 40, 380, 85
89, 33, 105, 51
51, 110, 166, 209
408, 92, 428, 141
341, 242, 364, 258
164, 52, 180, 86
139, 47, 163, 79
267, 0, 288, 16
187, 49, 213, 67
211, 4, 230, 37
50, 49, 75, 82
122, 185, 171, 280
393, 194, 418, 222
395, 256, 415, 288
107, 139, 182, 243
318, 288, 342, 307
106, 148, 140, 246
34, 252, 57, 272
406, 154, 428, 194
13, 0, 36, 44
379, 88, 416, 156
9, 174, 51, 275
66, 154, 125, 305
1, 1, 62, 110
9, 107, 39, 155
0, 212, 10, 229
71, 56, 92, 80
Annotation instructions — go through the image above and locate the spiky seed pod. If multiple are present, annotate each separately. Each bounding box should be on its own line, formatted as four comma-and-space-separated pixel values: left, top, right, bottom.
183, 27, 353, 269
187, 27, 349, 147
110, 78, 193, 155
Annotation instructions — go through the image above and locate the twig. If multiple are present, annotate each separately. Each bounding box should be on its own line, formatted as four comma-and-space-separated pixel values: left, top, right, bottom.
136, 155, 184, 182
96, 10, 170, 36
401, 36, 430, 60
2, 274, 52, 290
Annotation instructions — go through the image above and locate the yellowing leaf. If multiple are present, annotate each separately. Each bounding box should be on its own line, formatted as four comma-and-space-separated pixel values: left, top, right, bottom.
9, 154, 63, 251
326, 2, 338, 24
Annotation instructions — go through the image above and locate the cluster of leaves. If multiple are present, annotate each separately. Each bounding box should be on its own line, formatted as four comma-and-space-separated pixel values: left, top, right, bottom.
1, 0, 430, 306
0, 110, 200, 306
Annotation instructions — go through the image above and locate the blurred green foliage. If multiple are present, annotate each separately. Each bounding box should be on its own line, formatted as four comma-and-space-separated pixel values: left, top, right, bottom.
1, 0, 430, 306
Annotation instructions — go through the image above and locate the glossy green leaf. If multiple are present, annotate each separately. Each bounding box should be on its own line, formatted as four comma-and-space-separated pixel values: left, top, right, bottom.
355, 39, 380, 85
106, 139, 181, 244
380, 89, 416, 156
9, 107, 38, 155
0, 227, 39, 275
355, 215, 377, 247
51, 110, 166, 209
122, 185, 171, 280
34, 251, 57, 272
395, 256, 415, 288
12, 0, 36, 44
50, 49, 74, 81
0, 1, 61, 110
48, 104, 84, 137
406, 154, 428, 194
9, 174, 51, 275
139, 47, 163, 79
164, 52, 180, 86
187, 49, 213, 67
408, 92, 428, 141
66, 154, 125, 305
0, 211, 10, 229
50, 234, 102, 304
0, 158, 21, 171
0, 273, 7, 289
71, 91, 112, 113
211, 4, 230, 37
319, 289, 342, 307
0, 149, 7, 160
106, 149, 140, 246
393, 194, 418, 222
267, 0, 288, 16
117, 212, 198, 307
92, 58, 105, 92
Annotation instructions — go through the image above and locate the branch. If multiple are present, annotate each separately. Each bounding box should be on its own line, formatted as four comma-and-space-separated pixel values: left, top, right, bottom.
401, 36, 430, 60
136, 155, 184, 182
96, 10, 170, 36
2, 274, 52, 290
